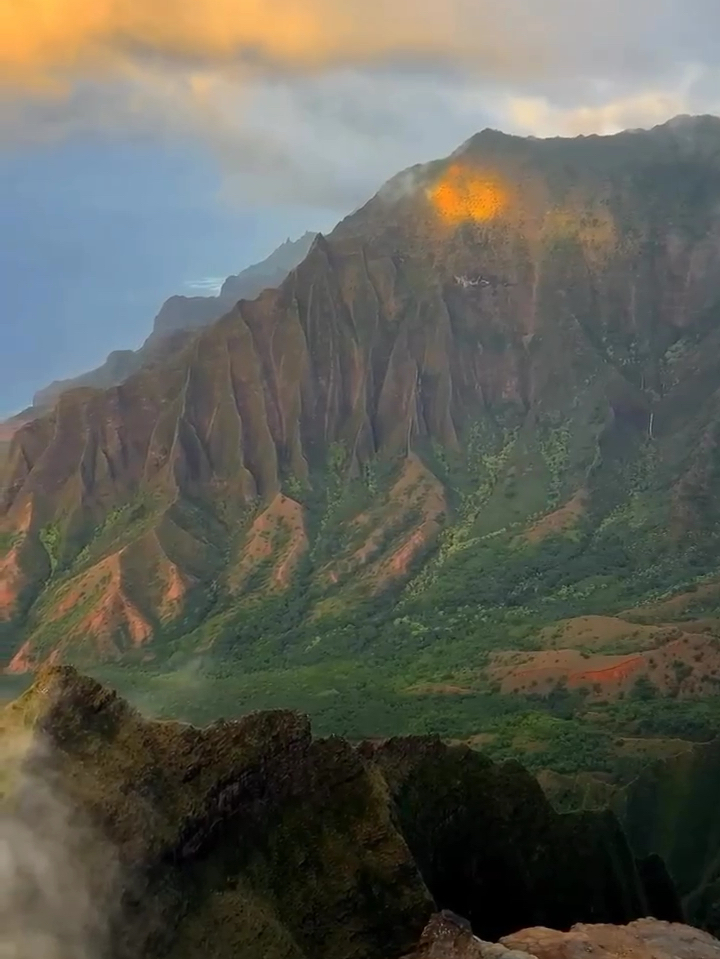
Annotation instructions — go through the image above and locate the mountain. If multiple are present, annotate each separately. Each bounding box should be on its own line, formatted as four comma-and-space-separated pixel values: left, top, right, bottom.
20, 231, 317, 413
0, 666, 687, 959
0, 409, 33, 470
30, 333, 195, 412
148, 231, 317, 342
6, 117, 720, 735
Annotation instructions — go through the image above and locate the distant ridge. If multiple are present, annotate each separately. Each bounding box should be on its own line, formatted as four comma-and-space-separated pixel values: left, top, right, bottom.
22, 231, 317, 413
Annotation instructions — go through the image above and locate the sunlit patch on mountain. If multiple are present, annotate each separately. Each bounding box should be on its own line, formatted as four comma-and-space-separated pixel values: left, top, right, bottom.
426, 162, 509, 224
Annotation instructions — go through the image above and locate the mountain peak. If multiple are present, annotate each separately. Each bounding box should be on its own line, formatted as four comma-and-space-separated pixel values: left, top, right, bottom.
6, 121, 720, 718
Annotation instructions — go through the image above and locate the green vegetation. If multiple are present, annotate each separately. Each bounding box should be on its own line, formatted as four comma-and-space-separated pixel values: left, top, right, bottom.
20, 398, 720, 784
8, 118, 720, 796
86, 651, 720, 784
39, 523, 61, 573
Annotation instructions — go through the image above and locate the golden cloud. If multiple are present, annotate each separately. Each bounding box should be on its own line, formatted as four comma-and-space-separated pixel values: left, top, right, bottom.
0, 0, 544, 92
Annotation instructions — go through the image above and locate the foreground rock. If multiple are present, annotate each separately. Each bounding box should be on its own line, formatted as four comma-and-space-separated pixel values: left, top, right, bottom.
503, 917, 720, 959
401, 912, 720, 959
0, 668, 685, 959
362, 739, 681, 942
398, 912, 530, 958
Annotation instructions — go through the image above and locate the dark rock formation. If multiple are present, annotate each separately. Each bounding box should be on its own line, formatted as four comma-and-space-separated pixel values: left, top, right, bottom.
0, 668, 685, 959
361, 738, 664, 942
1, 666, 433, 959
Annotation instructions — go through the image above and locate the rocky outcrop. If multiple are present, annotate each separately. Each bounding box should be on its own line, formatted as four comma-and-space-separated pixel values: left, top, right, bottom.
0, 668, 685, 959
361, 738, 667, 943
399, 912, 720, 959
1, 666, 433, 959
397, 912, 531, 958
502, 918, 720, 959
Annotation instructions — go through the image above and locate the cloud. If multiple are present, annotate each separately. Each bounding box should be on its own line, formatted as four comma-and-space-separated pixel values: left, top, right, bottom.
507, 66, 709, 138
212, 69, 504, 208
3, 0, 720, 215
509, 90, 691, 139
1, 0, 710, 95
0, 737, 118, 959
0, 0, 545, 93
184, 277, 226, 294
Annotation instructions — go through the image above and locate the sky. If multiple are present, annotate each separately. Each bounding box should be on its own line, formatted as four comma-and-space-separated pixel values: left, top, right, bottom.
2, 0, 720, 416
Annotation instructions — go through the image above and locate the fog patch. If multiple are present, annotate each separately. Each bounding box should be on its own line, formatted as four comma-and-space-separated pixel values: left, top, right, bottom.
0, 737, 118, 959
376, 162, 436, 206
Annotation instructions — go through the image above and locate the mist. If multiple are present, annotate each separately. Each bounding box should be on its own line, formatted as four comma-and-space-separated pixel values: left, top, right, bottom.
0, 738, 117, 959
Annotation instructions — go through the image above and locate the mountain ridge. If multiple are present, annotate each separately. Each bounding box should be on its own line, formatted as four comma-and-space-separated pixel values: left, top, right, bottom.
9, 231, 317, 419
4, 116, 720, 717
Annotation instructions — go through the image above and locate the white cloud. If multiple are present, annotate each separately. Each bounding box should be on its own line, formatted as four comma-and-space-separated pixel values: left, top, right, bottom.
4, 2, 720, 212
183, 277, 225, 294
506, 65, 711, 138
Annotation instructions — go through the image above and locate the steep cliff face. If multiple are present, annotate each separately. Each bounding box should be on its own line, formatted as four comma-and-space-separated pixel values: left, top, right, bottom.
16, 233, 317, 418
5, 117, 720, 670
537, 736, 720, 937
0, 668, 681, 959
614, 738, 720, 935
361, 738, 673, 943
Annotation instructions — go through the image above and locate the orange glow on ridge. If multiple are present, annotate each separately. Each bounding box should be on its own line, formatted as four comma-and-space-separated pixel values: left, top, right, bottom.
428, 163, 508, 224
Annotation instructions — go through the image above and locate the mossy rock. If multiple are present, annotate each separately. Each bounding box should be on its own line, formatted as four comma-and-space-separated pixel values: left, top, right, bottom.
1, 666, 433, 959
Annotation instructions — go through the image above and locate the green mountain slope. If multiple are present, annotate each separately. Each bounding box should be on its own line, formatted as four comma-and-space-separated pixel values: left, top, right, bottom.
4, 117, 720, 744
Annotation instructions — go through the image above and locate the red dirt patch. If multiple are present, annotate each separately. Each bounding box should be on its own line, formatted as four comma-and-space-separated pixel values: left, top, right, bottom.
0, 500, 39, 627
0, 502, 34, 622
162, 559, 186, 609
526, 488, 587, 543
6, 640, 34, 674
490, 630, 720, 700
141, 531, 191, 619
0, 548, 25, 623
323, 454, 446, 590
7, 549, 155, 673
229, 493, 308, 593
44, 553, 153, 656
